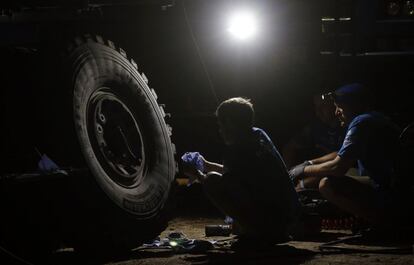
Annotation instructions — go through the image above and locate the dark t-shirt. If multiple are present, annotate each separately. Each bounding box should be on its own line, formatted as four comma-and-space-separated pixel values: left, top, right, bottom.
222, 127, 301, 226
284, 119, 344, 168
293, 120, 345, 159
337, 112, 400, 190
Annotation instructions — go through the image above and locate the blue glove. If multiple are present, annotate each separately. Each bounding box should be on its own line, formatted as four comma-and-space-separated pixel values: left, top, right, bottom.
181, 152, 205, 172
38, 154, 60, 173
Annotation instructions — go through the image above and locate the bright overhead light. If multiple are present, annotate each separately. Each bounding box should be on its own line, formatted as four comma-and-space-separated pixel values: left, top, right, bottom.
227, 10, 258, 41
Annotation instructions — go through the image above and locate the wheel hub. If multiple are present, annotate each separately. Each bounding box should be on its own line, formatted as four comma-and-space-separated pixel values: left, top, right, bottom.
88, 88, 146, 188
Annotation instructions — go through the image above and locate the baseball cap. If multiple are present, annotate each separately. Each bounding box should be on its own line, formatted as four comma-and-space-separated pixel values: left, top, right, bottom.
322, 83, 370, 105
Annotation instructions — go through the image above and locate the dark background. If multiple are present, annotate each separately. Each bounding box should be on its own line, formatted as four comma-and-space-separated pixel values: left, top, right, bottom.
98, 0, 414, 164
1, 0, 414, 170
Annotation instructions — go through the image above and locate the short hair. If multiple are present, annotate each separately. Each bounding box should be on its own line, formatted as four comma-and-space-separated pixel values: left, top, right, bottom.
216, 97, 254, 129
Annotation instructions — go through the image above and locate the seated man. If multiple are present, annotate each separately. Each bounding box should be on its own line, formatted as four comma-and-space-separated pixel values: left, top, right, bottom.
283, 93, 345, 169
184, 97, 301, 244
289, 83, 404, 227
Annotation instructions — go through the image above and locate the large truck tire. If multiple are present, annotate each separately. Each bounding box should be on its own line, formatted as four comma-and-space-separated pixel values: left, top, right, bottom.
20, 34, 176, 256
0, 34, 177, 261
61, 35, 177, 254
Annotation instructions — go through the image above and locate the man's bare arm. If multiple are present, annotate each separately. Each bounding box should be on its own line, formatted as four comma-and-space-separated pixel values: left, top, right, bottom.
304, 155, 354, 177
310, 151, 338, 165
203, 160, 224, 174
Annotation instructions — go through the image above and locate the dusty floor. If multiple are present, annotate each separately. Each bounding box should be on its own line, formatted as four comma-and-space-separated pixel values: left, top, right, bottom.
1, 181, 413, 265
2, 216, 413, 265
92, 216, 414, 265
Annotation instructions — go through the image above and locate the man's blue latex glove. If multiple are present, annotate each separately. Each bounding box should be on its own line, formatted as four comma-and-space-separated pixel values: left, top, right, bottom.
181, 152, 205, 172
289, 160, 312, 183
181, 152, 206, 186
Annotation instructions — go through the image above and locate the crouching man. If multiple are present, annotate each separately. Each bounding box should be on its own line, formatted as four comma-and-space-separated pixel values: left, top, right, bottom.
289, 83, 407, 227
183, 97, 301, 247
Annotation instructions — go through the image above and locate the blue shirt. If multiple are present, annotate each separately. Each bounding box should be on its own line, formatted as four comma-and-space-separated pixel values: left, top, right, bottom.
223, 127, 301, 226
223, 127, 288, 178
337, 112, 400, 190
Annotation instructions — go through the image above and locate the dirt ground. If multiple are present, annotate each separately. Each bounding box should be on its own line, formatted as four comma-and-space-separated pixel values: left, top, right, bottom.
92, 216, 413, 265
1, 181, 413, 265
2, 216, 413, 265
39, 181, 414, 265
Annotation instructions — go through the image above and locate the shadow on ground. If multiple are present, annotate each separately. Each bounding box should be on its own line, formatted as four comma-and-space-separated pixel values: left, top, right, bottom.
177, 245, 315, 265
42, 244, 316, 265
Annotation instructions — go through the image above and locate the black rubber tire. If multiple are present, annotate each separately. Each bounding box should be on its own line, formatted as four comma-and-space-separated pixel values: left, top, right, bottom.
0, 34, 176, 260
56, 35, 176, 254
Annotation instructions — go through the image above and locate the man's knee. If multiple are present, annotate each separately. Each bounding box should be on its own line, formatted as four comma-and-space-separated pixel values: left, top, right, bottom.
319, 177, 337, 198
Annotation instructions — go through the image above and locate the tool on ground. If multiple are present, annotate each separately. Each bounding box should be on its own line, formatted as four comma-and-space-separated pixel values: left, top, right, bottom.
138, 232, 214, 254
205, 224, 232, 237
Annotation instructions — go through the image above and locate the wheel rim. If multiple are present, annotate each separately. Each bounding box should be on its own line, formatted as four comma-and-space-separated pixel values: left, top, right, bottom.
87, 88, 146, 188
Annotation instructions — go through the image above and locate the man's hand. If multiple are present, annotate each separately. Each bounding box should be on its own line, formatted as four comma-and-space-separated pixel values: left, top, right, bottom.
289, 160, 312, 182
182, 165, 206, 185
189, 169, 207, 185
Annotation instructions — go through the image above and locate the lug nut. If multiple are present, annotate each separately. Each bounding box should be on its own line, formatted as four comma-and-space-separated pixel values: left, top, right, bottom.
97, 124, 103, 133
99, 114, 106, 123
